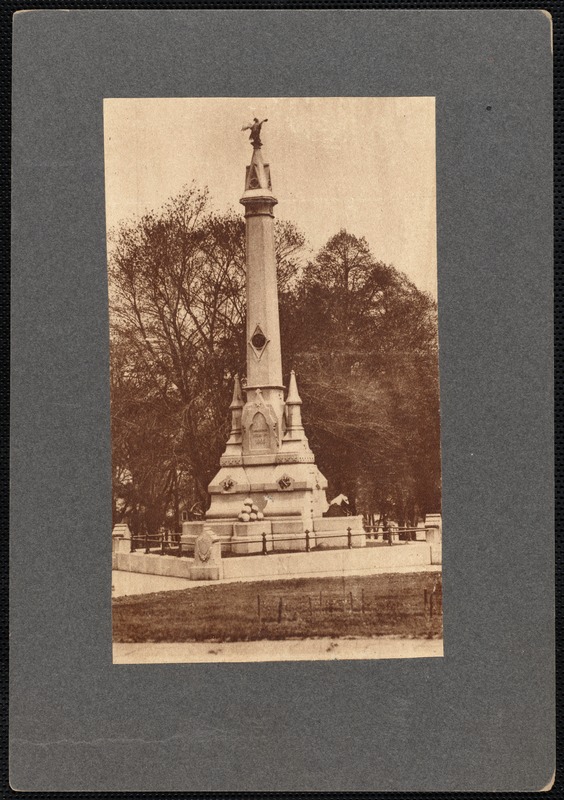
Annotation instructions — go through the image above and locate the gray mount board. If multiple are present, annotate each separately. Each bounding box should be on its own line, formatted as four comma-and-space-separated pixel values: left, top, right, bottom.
10, 9, 553, 792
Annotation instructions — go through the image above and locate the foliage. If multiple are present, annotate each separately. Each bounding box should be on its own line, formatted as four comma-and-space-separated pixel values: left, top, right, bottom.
281, 230, 441, 524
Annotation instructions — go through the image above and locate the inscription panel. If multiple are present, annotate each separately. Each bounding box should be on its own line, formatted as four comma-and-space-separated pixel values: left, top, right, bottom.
241, 398, 280, 455
250, 412, 270, 451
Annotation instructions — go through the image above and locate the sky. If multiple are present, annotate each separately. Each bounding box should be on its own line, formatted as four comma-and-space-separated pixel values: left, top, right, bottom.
104, 97, 437, 297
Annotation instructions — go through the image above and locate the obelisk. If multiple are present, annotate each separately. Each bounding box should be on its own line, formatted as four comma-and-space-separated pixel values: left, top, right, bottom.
191, 120, 332, 549
239, 124, 285, 447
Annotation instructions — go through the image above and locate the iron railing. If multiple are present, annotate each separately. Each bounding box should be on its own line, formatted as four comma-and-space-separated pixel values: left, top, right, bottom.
363, 525, 425, 542
128, 525, 433, 558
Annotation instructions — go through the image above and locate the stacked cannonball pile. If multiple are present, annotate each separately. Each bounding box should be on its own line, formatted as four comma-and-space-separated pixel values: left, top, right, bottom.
237, 497, 264, 522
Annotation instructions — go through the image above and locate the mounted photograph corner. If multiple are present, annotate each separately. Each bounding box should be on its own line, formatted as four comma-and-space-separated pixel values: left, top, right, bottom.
105, 97, 442, 663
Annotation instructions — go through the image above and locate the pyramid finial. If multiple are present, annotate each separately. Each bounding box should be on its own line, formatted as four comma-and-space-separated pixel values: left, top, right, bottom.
243, 146, 274, 194
284, 370, 304, 434
286, 370, 302, 405
225, 374, 244, 445
229, 374, 244, 410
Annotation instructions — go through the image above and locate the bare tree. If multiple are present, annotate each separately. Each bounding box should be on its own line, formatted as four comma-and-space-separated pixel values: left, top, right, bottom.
108, 184, 306, 531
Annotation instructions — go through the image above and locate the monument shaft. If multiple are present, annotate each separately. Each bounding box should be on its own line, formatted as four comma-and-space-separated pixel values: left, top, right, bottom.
240, 146, 285, 430
181, 125, 364, 553
244, 206, 283, 390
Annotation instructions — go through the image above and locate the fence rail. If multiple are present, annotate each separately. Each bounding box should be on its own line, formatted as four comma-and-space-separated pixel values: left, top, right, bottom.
363, 525, 424, 540
256, 583, 443, 625
128, 525, 432, 559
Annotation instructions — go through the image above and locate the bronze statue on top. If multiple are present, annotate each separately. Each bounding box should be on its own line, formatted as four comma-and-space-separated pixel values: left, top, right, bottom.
242, 117, 268, 148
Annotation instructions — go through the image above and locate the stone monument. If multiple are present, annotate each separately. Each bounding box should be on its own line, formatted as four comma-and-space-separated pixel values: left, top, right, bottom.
189, 527, 223, 580
112, 522, 131, 554
183, 122, 365, 553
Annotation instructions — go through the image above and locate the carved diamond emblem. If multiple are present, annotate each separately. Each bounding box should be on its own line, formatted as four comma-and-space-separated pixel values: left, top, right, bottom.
249, 324, 269, 361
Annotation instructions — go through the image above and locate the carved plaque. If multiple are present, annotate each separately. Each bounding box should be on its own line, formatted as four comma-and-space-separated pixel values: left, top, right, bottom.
250, 412, 270, 451
241, 394, 280, 455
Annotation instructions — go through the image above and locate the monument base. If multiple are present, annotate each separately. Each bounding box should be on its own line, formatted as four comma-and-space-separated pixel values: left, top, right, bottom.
232, 521, 273, 554
189, 564, 222, 580
271, 519, 307, 551
182, 514, 367, 553
313, 515, 366, 548
206, 460, 329, 527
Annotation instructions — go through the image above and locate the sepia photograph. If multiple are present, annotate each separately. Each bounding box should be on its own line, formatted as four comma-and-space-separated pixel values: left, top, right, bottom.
106, 97, 442, 663
11, 9, 553, 791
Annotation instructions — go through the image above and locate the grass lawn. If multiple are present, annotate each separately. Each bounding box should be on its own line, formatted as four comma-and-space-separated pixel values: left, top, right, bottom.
113, 571, 443, 643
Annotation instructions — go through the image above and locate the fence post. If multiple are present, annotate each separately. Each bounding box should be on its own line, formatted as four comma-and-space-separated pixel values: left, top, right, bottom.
144, 533, 149, 554
262, 531, 268, 555
130, 536, 135, 553
161, 533, 165, 556
347, 527, 352, 549
305, 529, 310, 552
